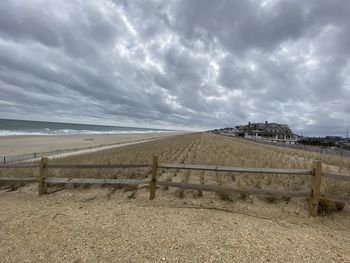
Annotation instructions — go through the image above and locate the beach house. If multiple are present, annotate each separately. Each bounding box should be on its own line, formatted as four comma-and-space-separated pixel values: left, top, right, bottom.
232, 121, 297, 143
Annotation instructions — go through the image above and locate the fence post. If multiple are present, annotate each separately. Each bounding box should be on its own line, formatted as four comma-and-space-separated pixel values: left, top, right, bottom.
149, 155, 158, 200
3, 156, 5, 164
198, 171, 205, 197
309, 160, 322, 217
38, 157, 49, 195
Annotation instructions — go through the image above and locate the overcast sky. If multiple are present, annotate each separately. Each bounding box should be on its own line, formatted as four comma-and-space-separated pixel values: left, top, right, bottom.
0, 0, 349, 135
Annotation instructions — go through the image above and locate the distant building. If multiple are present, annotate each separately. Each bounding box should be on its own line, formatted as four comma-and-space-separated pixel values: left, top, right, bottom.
232, 121, 297, 143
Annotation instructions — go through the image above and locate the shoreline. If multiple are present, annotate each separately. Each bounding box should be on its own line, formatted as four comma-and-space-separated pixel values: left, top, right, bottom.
0, 132, 184, 156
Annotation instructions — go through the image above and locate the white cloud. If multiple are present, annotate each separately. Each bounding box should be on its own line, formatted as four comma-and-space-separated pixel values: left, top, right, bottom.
0, 0, 349, 135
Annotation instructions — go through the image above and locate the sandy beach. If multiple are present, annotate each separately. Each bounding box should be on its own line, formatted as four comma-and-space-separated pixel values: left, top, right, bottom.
1, 184, 349, 262
0, 133, 349, 262
0, 132, 183, 156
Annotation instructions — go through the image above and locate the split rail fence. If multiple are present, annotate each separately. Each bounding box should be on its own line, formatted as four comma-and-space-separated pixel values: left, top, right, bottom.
1, 156, 349, 217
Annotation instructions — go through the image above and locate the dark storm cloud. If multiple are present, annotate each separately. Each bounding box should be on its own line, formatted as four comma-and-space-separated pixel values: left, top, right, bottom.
0, 0, 349, 135
171, 0, 307, 54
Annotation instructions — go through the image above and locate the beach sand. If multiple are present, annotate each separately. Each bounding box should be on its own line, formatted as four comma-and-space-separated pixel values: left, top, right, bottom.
0, 132, 183, 156
0, 185, 349, 262
0, 133, 349, 262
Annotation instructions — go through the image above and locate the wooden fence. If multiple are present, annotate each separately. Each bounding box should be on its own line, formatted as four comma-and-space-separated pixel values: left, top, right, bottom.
1, 156, 349, 217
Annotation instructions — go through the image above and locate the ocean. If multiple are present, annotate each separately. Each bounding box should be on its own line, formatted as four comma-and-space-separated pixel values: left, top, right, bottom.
0, 119, 172, 136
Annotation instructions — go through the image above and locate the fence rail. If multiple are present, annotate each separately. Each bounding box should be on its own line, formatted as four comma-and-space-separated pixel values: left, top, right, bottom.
158, 163, 313, 175
0, 177, 37, 183
156, 181, 310, 198
45, 178, 149, 185
0, 164, 39, 168
323, 172, 350, 182
321, 193, 350, 203
47, 163, 151, 169
1, 148, 90, 163
1, 156, 349, 216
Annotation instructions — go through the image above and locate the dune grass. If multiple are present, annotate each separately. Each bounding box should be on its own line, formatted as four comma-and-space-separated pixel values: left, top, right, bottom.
1, 133, 349, 198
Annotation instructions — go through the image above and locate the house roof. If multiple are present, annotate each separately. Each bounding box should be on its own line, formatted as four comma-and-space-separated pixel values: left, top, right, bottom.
236, 122, 293, 135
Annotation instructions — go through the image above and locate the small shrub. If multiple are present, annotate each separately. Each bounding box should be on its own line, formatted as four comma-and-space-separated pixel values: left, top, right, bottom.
318, 200, 346, 215
265, 196, 277, 203
240, 193, 247, 200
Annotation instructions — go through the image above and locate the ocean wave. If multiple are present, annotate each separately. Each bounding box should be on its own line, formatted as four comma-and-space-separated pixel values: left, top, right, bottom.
0, 129, 171, 136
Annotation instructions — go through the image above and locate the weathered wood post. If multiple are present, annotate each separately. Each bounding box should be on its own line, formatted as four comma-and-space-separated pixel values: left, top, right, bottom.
198, 171, 205, 197
38, 157, 48, 195
309, 160, 322, 216
149, 155, 158, 200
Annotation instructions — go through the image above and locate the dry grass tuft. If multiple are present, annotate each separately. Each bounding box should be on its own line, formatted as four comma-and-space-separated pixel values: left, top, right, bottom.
318, 200, 346, 215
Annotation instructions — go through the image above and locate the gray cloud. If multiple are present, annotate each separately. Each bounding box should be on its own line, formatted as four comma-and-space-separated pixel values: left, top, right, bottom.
0, 0, 349, 135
